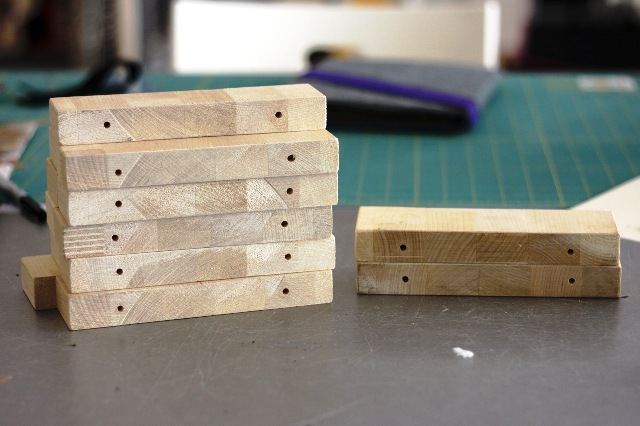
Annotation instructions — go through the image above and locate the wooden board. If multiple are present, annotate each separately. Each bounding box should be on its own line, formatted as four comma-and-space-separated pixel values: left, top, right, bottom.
50, 84, 326, 146
57, 172, 337, 226
53, 129, 339, 190
46, 192, 332, 259
356, 207, 619, 266
21, 255, 58, 310
56, 236, 335, 293
357, 263, 621, 298
56, 269, 333, 330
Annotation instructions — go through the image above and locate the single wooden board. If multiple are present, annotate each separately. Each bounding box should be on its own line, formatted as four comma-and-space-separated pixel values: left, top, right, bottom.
355, 207, 619, 266
21, 255, 59, 310
56, 236, 335, 293
357, 263, 621, 298
46, 191, 332, 258
53, 129, 339, 190
50, 84, 326, 146
57, 173, 337, 226
56, 269, 333, 330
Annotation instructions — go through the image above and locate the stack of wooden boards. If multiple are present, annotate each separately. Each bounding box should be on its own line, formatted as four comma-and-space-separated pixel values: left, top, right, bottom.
356, 207, 621, 297
22, 84, 339, 329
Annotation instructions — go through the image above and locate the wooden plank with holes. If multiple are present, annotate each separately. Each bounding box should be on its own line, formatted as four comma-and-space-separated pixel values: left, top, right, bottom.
46, 192, 333, 259
56, 270, 333, 330
56, 172, 338, 226
50, 84, 326, 146
357, 263, 621, 298
56, 236, 335, 293
52, 129, 339, 190
21, 255, 59, 310
355, 207, 620, 266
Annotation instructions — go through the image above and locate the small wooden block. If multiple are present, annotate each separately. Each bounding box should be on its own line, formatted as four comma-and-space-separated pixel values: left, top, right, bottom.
57, 173, 338, 226
56, 236, 336, 292
56, 270, 333, 330
21, 255, 59, 310
46, 191, 332, 258
357, 263, 621, 298
50, 84, 326, 146
53, 129, 339, 190
355, 207, 620, 266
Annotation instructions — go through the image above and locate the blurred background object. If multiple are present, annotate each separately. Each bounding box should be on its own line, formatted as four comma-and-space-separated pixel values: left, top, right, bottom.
171, 0, 501, 73
513, 0, 640, 70
0, 0, 638, 71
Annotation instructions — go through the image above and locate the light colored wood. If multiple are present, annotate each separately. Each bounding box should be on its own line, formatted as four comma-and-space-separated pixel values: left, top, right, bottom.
52, 129, 339, 190
355, 207, 619, 266
49, 128, 61, 172
56, 269, 333, 330
57, 236, 335, 293
57, 173, 338, 226
357, 262, 621, 298
50, 84, 326, 146
45, 158, 59, 206
21, 255, 59, 310
47, 191, 332, 258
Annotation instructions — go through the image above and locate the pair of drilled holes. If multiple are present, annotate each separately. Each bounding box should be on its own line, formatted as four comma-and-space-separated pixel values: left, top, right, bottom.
401, 244, 575, 254
106, 111, 283, 126
399, 275, 576, 284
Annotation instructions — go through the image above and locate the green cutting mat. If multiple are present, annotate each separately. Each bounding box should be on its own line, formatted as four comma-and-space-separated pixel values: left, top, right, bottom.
1, 71, 639, 208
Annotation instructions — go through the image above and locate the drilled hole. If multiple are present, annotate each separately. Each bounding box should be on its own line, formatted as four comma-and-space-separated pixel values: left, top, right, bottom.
104, 122, 111, 128
286, 187, 293, 195
283, 288, 289, 294
117, 305, 123, 312
115, 169, 122, 176
281, 221, 288, 227
285, 253, 292, 260
287, 154, 295, 162
568, 277, 576, 284
402, 276, 409, 283
116, 268, 123, 275
275, 111, 282, 118
112, 235, 119, 242
400, 244, 407, 251
115, 200, 122, 208
567, 249, 574, 255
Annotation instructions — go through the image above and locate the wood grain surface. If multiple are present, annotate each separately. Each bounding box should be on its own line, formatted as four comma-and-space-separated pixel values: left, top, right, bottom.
53, 129, 339, 190
56, 173, 338, 226
56, 270, 333, 330
45, 158, 58, 206
55, 236, 335, 292
21, 255, 58, 310
50, 84, 326, 145
47, 191, 332, 258
357, 262, 621, 298
356, 207, 619, 266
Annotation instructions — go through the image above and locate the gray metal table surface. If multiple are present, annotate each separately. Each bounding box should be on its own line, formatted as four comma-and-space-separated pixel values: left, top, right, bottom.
1, 207, 639, 426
